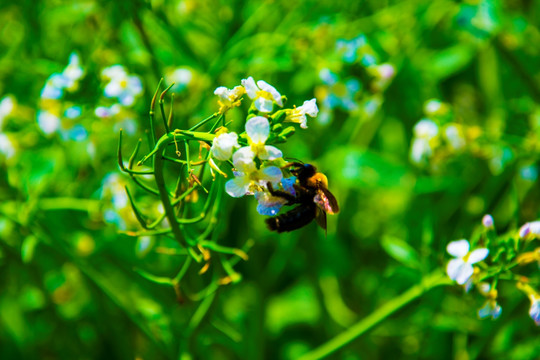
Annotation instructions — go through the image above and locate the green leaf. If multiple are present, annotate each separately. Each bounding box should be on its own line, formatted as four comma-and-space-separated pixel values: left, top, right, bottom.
381, 236, 421, 269
21, 236, 38, 264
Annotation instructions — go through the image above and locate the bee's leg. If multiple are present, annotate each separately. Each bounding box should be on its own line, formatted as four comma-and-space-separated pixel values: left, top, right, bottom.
266, 182, 297, 204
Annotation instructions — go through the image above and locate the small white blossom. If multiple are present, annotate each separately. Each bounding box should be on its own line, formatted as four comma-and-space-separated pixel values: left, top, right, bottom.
102, 65, 143, 106
236, 116, 282, 162
37, 110, 61, 135
444, 124, 466, 150
414, 119, 439, 139
214, 86, 245, 113
286, 98, 318, 129
165, 67, 193, 92
0, 96, 14, 129
241, 76, 283, 113
0, 133, 15, 159
446, 239, 488, 285
211, 132, 240, 161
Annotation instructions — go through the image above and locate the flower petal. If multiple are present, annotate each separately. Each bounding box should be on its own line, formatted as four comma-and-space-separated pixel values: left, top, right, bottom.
225, 176, 250, 198
281, 176, 297, 196
255, 191, 286, 216
455, 263, 474, 285
241, 77, 258, 99
259, 166, 283, 185
467, 248, 489, 264
254, 97, 273, 113
446, 239, 470, 258
446, 258, 464, 281
257, 80, 282, 106
259, 145, 282, 160
211, 132, 239, 160
232, 146, 256, 172
301, 99, 319, 117
246, 116, 270, 144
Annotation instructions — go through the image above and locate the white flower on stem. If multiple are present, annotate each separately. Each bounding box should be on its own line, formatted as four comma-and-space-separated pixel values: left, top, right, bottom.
241, 76, 283, 113
211, 132, 240, 161
214, 86, 245, 113
235, 116, 282, 162
529, 295, 540, 326
225, 151, 283, 197
285, 99, 318, 129
102, 65, 143, 106
446, 239, 489, 285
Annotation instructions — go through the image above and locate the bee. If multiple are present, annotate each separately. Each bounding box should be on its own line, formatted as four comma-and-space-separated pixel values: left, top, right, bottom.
265, 162, 339, 233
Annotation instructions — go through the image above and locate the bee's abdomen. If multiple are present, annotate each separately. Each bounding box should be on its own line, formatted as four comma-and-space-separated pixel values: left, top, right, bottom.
265, 204, 317, 233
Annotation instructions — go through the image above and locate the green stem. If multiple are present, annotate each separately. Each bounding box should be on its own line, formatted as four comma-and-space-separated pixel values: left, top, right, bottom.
298, 271, 451, 360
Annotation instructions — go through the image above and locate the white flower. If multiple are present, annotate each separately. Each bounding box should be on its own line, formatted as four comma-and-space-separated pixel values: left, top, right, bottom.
214, 85, 245, 113
241, 76, 283, 113
102, 65, 143, 106
235, 116, 282, 162
211, 132, 240, 161
95, 104, 122, 118
165, 67, 193, 92
0, 133, 15, 159
446, 239, 489, 285
410, 138, 432, 164
444, 124, 466, 150
0, 96, 14, 129
529, 295, 540, 326
414, 119, 439, 139
286, 98, 318, 129
37, 110, 61, 135
519, 221, 540, 239
225, 152, 283, 198
62, 52, 84, 90
478, 299, 502, 320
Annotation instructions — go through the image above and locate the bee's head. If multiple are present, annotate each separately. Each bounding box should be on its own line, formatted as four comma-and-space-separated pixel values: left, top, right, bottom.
288, 163, 317, 183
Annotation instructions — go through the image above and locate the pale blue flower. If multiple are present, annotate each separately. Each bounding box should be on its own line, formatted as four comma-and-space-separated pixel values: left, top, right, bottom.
529, 296, 540, 326
482, 214, 494, 228
478, 299, 502, 320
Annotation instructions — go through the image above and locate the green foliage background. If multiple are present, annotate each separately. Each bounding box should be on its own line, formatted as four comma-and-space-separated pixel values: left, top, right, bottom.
0, 0, 539, 359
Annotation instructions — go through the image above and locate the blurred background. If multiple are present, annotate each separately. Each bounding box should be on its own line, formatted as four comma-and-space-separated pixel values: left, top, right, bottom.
1, 0, 540, 359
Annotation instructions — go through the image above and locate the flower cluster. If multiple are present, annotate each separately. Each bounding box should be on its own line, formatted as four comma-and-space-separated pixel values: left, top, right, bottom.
210, 77, 319, 215
410, 99, 472, 167
445, 214, 540, 326
37, 53, 87, 140
315, 34, 395, 125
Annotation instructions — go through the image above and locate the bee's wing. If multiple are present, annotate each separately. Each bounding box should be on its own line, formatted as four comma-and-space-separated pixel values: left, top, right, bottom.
313, 188, 339, 215
315, 206, 327, 234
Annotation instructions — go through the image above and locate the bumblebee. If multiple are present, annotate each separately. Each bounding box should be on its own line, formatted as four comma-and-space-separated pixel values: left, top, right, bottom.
265, 162, 339, 233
